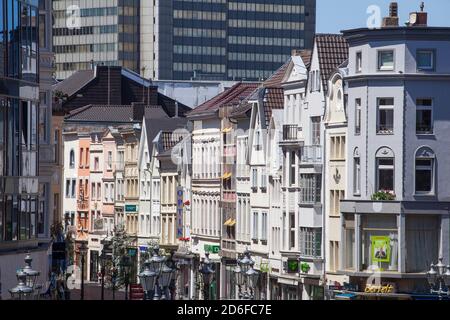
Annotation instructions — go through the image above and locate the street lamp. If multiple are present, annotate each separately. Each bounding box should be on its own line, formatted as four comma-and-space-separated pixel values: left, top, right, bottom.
22, 253, 40, 292
427, 257, 450, 299
120, 255, 131, 300
159, 263, 175, 300
139, 259, 157, 300
199, 252, 214, 300
235, 249, 259, 300
9, 270, 33, 300
78, 241, 88, 300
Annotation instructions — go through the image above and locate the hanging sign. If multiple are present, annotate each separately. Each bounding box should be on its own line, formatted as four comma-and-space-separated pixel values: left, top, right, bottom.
177, 187, 184, 238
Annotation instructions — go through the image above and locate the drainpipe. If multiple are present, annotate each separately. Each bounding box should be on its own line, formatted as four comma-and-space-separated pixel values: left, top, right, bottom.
321, 96, 327, 297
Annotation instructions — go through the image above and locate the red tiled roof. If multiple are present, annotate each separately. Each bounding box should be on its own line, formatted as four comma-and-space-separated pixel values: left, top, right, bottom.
188, 82, 259, 117
263, 61, 290, 88
160, 131, 185, 152
298, 50, 313, 70
315, 34, 349, 92
263, 88, 284, 127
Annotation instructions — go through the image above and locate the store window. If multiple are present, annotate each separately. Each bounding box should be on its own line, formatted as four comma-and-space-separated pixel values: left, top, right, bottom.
361, 214, 398, 272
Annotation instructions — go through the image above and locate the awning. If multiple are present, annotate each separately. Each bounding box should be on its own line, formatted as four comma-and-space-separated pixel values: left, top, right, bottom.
228, 219, 236, 227
222, 127, 232, 133
224, 218, 232, 226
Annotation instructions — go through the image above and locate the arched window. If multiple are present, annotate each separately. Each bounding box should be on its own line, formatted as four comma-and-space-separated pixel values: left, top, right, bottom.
69, 149, 75, 168
415, 146, 435, 194
353, 148, 361, 195
375, 147, 395, 192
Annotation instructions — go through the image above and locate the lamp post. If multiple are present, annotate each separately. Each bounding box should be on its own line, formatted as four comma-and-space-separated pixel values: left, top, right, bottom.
427, 257, 450, 300
78, 241, 88, 300
121, 255, 131, 300
148, 246, 165, 300
111, 264, 117, 300
139, 259, 157, 300
22, 253, 40, 297
9, 270, 33, 300
199, 252, 214, 300
235, 249, 259, 300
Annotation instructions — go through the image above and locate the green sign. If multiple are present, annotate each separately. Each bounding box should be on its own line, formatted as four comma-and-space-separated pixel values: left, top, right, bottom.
204, 244, 220, 254
371, 236, 391, 263
128, 248, 137, 257
125, 205, 137, 212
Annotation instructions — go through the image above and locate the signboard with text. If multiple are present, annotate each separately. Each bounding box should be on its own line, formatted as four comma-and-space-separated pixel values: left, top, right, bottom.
125, 204, 137, 212
204, 244, 220, 254
177, 187, 184, 238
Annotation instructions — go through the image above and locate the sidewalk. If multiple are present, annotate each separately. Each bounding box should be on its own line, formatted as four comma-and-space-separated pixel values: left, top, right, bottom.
67, 283, 126, 300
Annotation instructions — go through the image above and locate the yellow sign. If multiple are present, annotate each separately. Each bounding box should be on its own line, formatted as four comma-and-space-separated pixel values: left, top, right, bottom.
364, 284, 395, 294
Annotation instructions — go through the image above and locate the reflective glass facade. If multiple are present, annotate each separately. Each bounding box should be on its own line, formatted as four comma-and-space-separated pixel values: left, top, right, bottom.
155, 0, 316, 81
0, 0, 40, 242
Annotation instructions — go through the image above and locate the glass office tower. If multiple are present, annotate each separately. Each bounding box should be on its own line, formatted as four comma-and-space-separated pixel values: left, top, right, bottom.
52, 0, 140, 80
142, 0, 316, 81
0, 0, 40, 247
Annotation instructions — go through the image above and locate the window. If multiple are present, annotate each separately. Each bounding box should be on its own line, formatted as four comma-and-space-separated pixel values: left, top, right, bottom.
71, 179, 76, 198
289, 151, 296, 186
344, 215, 355, 270
356, 51, 362, 73
378, 50, 394, 71
377, 98, 394, 134
255, 130, 261, 150
260, 168, 267, 191
376, 157, 394, 192
354, 156, 361, 195
69, 149, 75, 168
289, 212, 295, 249
79, 148, 84, 167
107, 151, 112, 169
299, 174, 322, 204
252, 168, 258, 189
361, 214, 398, 272
252, 212, 259, 240
416, 99, 433, 134
94, 157, 99, 171
415, 147, 435, 194
261, 212, 267, 241
65, 179, 70, 198
311, 117, 321, 144
299, 227, 322, 257
355, 99, 361, 135
417, 49, 435, 71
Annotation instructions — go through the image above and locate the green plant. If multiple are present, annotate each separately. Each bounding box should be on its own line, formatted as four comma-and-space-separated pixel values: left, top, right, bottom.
371, 190, 396, 201
300, 262, 310, 273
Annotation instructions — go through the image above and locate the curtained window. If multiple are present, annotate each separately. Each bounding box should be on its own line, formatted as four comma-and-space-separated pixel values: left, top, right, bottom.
406, 215, 439, 272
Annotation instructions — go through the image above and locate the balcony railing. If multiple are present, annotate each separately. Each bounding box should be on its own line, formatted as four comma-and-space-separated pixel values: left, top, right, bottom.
282, 124, 302, 142
301, 145, 322, 164
223, 145, 236, 157
222, 190, 236, 202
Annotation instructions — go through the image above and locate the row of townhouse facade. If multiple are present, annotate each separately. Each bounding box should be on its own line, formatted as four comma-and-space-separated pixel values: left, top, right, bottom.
179, 5, 450, 300
55, 5, 450, 300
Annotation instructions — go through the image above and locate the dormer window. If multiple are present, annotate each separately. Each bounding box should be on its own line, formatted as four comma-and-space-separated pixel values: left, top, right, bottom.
378, 50, 394, 71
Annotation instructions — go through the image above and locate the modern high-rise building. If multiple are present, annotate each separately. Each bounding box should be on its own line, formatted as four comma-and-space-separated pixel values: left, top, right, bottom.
52, 0, 140, 80
142, 0, 316, 81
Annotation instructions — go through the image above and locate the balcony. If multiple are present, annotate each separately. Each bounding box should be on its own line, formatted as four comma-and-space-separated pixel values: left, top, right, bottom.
280, 125, 304, 146
223, 145, 236, 157
301, 145, 322, 164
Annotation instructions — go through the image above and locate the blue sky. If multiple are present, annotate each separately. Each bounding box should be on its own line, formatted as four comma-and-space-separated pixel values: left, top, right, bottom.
317, 0, 450, 33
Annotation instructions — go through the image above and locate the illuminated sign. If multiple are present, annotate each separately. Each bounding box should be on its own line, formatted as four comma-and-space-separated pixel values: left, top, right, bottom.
364, 284, 395, 294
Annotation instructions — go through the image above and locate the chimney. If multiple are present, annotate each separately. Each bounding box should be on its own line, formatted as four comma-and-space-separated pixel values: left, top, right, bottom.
382, 2, 399, 27
407, 2, 428, 27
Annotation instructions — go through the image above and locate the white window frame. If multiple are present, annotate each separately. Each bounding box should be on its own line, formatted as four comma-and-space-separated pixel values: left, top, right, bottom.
416, 49, 435, 71
252, 211, 259, 241
416, 98, 433, 135
261, 212, 267, 241
377, 98, 394, 134
378, 50, 395, 71
415, 156, 435, 195
376, 157, 395, 192
355, 98, 361, 135
356, 51, 362, 73
353, 157, 361, 195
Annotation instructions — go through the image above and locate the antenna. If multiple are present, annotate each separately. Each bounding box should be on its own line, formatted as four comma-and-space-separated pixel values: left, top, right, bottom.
420, 1, 425, 12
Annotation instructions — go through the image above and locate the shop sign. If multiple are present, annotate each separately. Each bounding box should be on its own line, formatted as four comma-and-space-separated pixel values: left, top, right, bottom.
204, 244, 220, 254
125, 204, 137, 212
371, 236, 391, 263
176, 187, 184, 238
364, 284, 396, 294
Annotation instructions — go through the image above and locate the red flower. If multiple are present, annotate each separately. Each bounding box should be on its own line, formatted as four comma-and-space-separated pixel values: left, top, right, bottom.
184, 200, 190, 206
